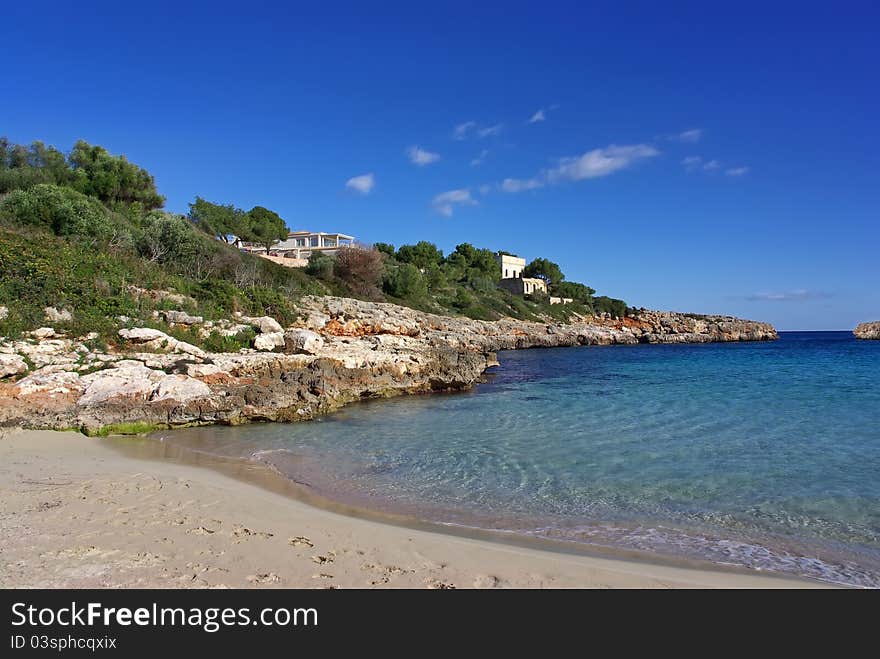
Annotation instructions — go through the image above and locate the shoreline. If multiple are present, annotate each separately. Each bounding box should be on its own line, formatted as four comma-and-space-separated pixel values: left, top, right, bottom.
0, 295, 778, 435
0, 428, 825, 588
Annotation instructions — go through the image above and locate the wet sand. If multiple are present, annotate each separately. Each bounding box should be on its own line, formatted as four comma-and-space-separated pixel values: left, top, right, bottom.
0, 429, 826, 588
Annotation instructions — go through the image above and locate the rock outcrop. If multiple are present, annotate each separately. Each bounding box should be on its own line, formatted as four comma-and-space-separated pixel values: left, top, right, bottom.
117, 327, 205, 357
0, 295, 777, 434
44, 307, 73, 323
0, 354, 27, 378
854, 321, 880, 340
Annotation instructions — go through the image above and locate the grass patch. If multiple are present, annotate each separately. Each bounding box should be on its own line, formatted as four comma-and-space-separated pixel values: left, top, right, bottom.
85, 421, 166, 437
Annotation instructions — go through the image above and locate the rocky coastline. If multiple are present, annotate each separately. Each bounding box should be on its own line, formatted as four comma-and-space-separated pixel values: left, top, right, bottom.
853, 321, 880, 340
0, 296, 777, 434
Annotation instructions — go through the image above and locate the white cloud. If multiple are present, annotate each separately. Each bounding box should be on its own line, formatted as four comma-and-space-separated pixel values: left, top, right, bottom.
454, 121, 503, 140
545, 144, 659, 182
478, 184, 491, 195
528, 109, 546, 123
407, 145, 440, 166
470, 149, 489, 167
345, 173, 375, 195
477, 124, 503, 138
682, 156, 721, 172
746, 289, 830, 302
500, 177, 544, 193
432, 188, 477, 217
500, 143, 659, 193
670, 128, 702, 143
453, 121, 477, 140
726, 166, 749, 176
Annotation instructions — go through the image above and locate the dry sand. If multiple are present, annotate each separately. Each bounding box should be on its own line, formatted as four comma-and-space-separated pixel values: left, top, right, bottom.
0, 428, 824, 589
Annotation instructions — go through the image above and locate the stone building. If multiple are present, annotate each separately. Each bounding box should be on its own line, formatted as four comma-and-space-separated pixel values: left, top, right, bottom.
495, 254, 548, 296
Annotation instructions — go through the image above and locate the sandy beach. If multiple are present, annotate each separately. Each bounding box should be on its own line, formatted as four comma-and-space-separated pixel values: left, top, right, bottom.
0, 428, 824, 589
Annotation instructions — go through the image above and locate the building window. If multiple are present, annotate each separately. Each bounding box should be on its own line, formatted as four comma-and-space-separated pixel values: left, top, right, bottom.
310, 236, 319, 247
504, 269, 508, 278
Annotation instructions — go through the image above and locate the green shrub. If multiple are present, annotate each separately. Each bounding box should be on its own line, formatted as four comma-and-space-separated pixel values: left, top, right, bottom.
304, 251, 334, 279
203, 327, 256, 353
383, 262, 428, 299
0, 184, 113, 240
136, 211, 201, 264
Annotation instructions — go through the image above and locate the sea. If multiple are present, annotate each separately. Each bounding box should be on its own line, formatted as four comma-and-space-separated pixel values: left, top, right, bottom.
150, 331, 880, 587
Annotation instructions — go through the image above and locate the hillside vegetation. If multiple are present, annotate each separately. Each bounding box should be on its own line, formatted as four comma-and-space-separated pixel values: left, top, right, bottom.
0, 137, 629, 347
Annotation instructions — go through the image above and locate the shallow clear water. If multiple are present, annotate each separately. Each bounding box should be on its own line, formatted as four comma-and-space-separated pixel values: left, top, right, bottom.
155, 332, 880, 586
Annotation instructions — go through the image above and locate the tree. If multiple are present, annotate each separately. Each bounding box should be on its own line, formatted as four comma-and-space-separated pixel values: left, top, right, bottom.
304, 251, 334, 279
553, 281, 596, 303
593, 296, 629, 318
396, 241, 443, 269
246, 206, 287, 253
136, 212, 200, 264
0, 183, 112, 241
523, 257, 564, 288
373, 242, 395, 257
383, 262, 427, 299
0, 139, 78, 193
334, 245, 384, 300
450, 243, 499, 281
67, 140, 164, 211
188, 197, 248, 242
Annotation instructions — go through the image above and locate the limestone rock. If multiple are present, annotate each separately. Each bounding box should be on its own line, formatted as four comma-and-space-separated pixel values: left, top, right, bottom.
253, 331, 285, 351
78, 363, 166, 406
283, 329, 324, 355
185, 363, 225, 378
854, 321, 880, 340
44, 307, 73, 323
0, 306, 8, 321
152, 375, 211, 402
237, 314, 283, 334
0, 354, 27, 378
15, 369, 83, 395
162, 310, 204, 325
118, 328, 206, 357
32, 327, 57, 339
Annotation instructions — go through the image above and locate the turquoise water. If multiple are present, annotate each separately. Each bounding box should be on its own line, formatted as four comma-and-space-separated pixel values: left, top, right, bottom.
155, 332, 880, 586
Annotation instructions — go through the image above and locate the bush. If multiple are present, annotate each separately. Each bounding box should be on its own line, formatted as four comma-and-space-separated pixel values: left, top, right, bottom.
594, 295, 628, 318
334, 246, 384, 300
0, 184, 113, 240
396, 241, 443, 269
136, 211, 201, 264
202, 326, 256, 353
553, 281, 595, 303
384, 262, 428, 299
305, 251, 334, 279
373, 242, 395, 257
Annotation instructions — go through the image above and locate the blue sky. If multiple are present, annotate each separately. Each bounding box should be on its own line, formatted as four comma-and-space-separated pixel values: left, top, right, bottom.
3, 1, 878, 330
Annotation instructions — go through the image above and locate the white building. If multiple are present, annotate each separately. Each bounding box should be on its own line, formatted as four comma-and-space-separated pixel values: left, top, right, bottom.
495, 254, 548, 296
241, 230, 355, 259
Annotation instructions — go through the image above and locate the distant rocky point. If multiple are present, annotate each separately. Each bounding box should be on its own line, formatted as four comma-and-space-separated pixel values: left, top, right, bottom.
854, 321, 880, 340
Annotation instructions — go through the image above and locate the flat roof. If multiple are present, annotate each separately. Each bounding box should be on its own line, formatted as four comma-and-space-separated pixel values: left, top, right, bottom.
287, 231, 355, 239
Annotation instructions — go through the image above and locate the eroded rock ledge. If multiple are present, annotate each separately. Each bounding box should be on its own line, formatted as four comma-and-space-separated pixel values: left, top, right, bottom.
0, 296, 777, 434
854, 321, 880, 340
